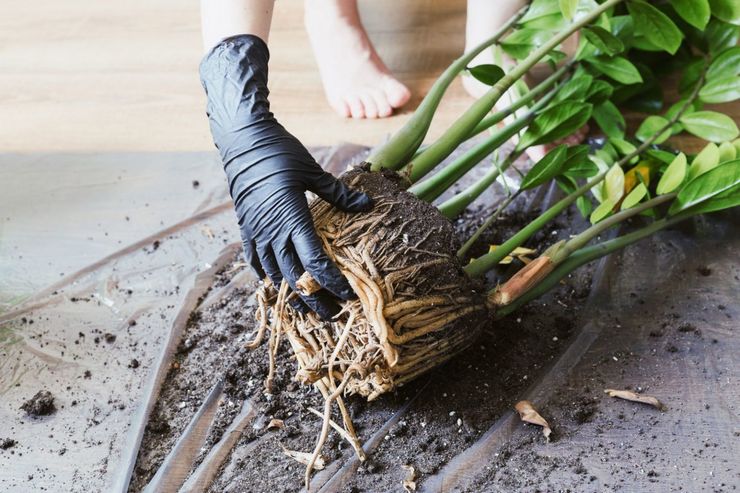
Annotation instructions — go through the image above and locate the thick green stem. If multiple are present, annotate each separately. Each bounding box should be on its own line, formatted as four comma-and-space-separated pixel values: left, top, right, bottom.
463, 170, 606, 277
457, 191, 521, 259
493, 215, 686, 318
408, 112, 532, 200
467, 63, 571, 140
438, 150, 523, 219
551, 192, 676, 264
403, 0, 623, 179
367, 6, 528, 171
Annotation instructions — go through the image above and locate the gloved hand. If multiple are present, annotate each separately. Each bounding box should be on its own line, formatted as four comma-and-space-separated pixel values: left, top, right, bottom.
200, 34, 372, 319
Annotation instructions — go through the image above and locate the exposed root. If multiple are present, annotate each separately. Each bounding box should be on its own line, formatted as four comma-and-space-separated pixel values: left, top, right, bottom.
249, 170, 490, 487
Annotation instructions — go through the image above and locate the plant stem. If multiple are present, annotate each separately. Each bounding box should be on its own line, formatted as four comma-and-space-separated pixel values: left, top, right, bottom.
463, 65, 707, 277
438, 150, 524, 219
367, 6, 528, 171
467, 63, 571, 140
463, 170, 606, 277
550, 192, 676, 264
402, 0, 623, 178
493, 215, 686, 318
457, 191, 521, 259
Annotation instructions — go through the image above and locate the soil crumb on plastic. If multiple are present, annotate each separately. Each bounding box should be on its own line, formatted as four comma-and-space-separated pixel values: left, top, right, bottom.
20, 390, 56, 417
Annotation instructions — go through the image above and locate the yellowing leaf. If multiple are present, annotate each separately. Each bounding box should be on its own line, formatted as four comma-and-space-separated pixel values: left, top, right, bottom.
621, 183, 648, 210
624, 161, 651, 194
657, 152, 687, 195
688, 143, 720, 181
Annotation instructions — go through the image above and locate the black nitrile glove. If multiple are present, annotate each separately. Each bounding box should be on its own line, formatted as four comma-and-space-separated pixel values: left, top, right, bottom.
200, 34, 372, 319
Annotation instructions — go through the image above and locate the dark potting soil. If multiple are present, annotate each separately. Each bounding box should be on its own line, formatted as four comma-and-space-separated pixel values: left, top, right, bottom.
129, 172, 596, 492
20, 390, 56, 417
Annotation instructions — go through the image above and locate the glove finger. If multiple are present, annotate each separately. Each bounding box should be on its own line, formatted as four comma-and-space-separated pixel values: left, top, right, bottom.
256, 241, 309, 314
241, 236, 266, 280
291, 224, 356, 301
274, 238, 340, 321
310, 172, 373, 213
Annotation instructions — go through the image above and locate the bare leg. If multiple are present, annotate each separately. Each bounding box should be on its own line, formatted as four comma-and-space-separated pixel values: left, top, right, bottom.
304, 0, 411, 119
201, 0, 275, 51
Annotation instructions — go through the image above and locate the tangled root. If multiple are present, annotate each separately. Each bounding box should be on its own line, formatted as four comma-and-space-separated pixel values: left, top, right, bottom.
247, 169, 490, 489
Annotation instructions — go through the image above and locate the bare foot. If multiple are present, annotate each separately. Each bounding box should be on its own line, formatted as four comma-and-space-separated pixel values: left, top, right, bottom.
305, 0, 411, 119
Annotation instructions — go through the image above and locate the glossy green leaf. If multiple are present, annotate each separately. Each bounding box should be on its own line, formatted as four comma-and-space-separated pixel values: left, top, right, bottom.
501, 28, 554, 59
467, 64, 506, 86
520, 0, 561, 23
680, 111, 740, 142
733, 138, 740, 156
585, 80, 614, 104
647, 149, 679, 165
708, 47, 740, 79
553, 74, 593, 103
587, 56, 643, 84
670, 0, 711, 29
699, 76, 740, 103
628, 0, 683, 54
521, 144, 569, 190
682, 182, 740, 215
590, 198, 617, 223
576, 195, 593, 218
636, 116, 672, 144
718, 141, 738, 162
621, 183, 648, 210
709, 0, 740, 26
559, 0, 578, 20
657, 152, 687, 194
688, 143, 720, 181
592, 101, 626, 139
669, 159, 740, 215
705, 19, 740, 54
517, 102, 593, 150
564, 147, 599, 178
611, 138, 638, 158
583, 26, 624, 55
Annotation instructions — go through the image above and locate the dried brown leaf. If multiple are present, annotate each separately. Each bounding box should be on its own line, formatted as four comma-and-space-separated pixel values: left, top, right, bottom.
281, 447, 325, 470
604, 389, 666, 411
266, 418, 284, 430
402, 464, 417, 492
515, 400, 552, 441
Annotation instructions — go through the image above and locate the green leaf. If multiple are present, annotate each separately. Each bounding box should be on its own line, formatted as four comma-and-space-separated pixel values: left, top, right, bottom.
467, 64, 506, 86
559, 0, 578, 20
553, 74, 593, 103
501, 28, 554, 59
587, 56, 643, 84
647, 149, 679, 165
705, 19, 740, 54
590, 198, 617, 223
709, 0, 740, 26
521, 144, 569, 190
682, 182, 740, 214
576, 195, 593, 218
657, 152, 688, 194
603, 163, 625, 203
627, 0, 684, 54
707, 47, 740, 78
718, 141, 738, 162
584, 80, 613, 105
517, 101, 593, 150
669, 159, 740, 215
564, 146, 599, 178
699, 76, 740, 103
611, 138, 637, 157
688, 143, 720, 181
520, 0, 561, 23
592, 101, 626, 139
636, 116, 672, 144
670, 0, 711, 29
621, 183, 648, 210
680, 111, 740, 142
583, 26, 625, 55
733, 138, 740, 156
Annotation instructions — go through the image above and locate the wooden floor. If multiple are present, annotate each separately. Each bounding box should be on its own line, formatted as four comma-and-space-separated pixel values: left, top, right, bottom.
0, 0, 471, 152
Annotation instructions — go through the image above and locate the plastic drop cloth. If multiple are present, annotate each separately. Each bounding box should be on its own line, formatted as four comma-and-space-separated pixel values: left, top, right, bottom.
0, 145, 366, 492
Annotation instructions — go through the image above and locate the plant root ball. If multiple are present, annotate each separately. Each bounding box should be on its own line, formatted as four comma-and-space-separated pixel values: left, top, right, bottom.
258, 166, 490, 401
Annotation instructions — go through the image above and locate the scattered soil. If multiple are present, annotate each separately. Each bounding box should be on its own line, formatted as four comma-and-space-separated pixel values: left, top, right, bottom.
20, 390, 56, 417
0, 439, 17, 450
128, 174, 597, 492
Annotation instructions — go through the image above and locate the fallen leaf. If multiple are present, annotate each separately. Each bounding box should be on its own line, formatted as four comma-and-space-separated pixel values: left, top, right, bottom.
281, 446, 325, 470
515, 400, 552, 441
487, 245, 538, 265
266, 418, 284, 430
402, 464, 417, 492
604, 389, 666, 411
